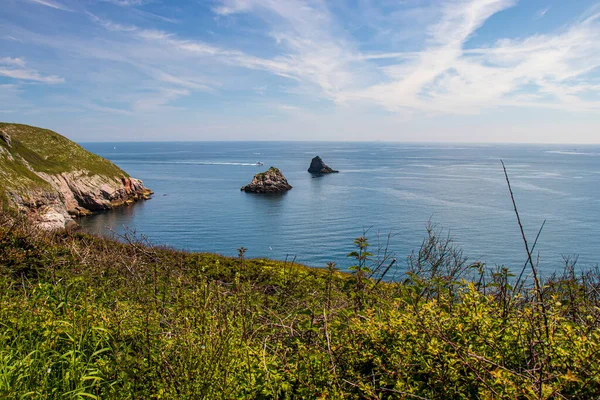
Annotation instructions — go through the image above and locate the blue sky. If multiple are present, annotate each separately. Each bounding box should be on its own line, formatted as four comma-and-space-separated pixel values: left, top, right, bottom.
1, 0, 600, 142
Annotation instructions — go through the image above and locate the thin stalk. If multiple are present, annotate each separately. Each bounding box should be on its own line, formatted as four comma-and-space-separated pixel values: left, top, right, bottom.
501, 160, 549, 343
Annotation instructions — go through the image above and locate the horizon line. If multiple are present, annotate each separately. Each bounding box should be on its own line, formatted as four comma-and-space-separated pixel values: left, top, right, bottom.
77, 139, 600, 146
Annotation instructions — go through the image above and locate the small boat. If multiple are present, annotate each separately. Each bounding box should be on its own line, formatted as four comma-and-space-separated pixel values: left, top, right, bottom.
256, 162, 264, 166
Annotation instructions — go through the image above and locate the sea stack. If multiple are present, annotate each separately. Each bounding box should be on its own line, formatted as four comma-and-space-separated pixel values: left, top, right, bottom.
241, 167, 292, 193
308, 156, 338, 174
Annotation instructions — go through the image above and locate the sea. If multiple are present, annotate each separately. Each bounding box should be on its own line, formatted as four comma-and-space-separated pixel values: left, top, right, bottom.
79, 142, 600, 276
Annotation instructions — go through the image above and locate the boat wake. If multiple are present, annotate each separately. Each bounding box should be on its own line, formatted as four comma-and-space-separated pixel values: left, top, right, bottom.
127, 161, 265, 166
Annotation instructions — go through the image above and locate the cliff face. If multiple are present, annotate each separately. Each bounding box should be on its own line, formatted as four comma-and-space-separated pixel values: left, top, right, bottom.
0, 123, 152, 230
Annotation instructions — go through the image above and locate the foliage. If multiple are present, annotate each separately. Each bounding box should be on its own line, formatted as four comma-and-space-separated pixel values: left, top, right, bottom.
254, 167, 281, 181
1, 214, 599, 399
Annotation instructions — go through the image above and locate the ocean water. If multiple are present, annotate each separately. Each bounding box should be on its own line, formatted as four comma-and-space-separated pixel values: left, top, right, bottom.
79, 142, 600, 276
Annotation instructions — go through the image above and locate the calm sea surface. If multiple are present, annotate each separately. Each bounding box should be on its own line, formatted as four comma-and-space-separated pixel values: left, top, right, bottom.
79, 142, 600, 276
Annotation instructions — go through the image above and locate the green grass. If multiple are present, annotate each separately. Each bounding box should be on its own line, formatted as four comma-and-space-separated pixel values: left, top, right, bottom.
1, 214, 599, 399
0, 123, 126, 177
0, 123, 128, 202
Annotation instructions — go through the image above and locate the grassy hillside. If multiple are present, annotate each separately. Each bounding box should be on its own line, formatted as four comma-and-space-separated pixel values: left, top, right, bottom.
0, 123, 128, 203
1, 215, 599, 399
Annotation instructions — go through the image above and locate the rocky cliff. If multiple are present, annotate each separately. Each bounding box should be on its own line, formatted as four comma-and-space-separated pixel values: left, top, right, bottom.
308, 156, 338, 174
241, 167, 292, 193
0, 123, 152, 230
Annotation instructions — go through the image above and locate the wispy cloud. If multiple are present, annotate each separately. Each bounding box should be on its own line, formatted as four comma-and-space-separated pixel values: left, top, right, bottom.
0, 84, 25, 112
100, 0, 178, 23
0, 57, 27, 66
12, 0, 600, 116
83, 102, 133, 115
344, 0, 600, 114
27, 0, 72, 12
214, 0, 368, 100
535, 7, 551, 20
276, 104, 302, 112
149, 69, 215, 91
212, 0, 600, 115
0, 57, 64, 83
103, 0, 150, 6
132, 8, 179, 24
86, 12, 138, 32
4, 0, 600, 142
133, 87, 190, 111
85, 14, 299, 80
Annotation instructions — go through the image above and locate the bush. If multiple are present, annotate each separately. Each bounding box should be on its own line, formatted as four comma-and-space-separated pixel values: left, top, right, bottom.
0, 215, 599, 399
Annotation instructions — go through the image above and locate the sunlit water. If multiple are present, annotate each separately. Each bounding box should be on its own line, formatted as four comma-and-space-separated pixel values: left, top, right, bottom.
79, 142, 600, 276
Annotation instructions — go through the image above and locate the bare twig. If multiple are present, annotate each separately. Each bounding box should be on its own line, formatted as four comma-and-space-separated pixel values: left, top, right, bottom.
501, 160, 549, 341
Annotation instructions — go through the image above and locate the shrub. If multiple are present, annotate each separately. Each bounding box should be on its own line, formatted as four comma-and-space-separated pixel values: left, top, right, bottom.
0, 215, 599, 399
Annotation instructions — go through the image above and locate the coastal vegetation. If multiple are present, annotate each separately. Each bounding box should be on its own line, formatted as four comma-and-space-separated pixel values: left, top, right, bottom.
1, 123, 598, 398
0, 123, 151, 230
0, 123, 126, 198
1, 213, 599, 399
0, 123, 126, 178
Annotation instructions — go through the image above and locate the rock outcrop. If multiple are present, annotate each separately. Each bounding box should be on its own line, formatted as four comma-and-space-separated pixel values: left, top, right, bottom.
37, 172, 151, 216
1, 130, 11, 148
241, 167, 292, 193
0, 123, 152, 230
308, 156, 338, 174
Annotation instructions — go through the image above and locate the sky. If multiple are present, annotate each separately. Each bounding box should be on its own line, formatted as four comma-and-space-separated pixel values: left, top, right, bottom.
1, 0, 600, 143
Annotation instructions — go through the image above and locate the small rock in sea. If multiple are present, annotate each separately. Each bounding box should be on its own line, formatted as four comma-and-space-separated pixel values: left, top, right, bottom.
308, 156, 338, 174
241, 167, 292, 193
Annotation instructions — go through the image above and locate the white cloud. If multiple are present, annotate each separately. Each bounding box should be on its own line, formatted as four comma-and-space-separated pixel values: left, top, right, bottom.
0, 57, 64, 83
150, 70, 215, 91
132, 9, 179, 24
68, 1, 600, 117
344, 0, 600, 115
213, 0, 253, 16
133, 87, 190, 111
0, 57, 26, 66
214, 0, 368, 99
211, 0, 600, 116
86, 12, 138, 32
103, 0, 150, 6
7, 0, 600, 138
276, 104, 302, 112
85, 18, 300, 80
0, 83, 31, 113
535, 7, 550, 20
27, 0, 72, 12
